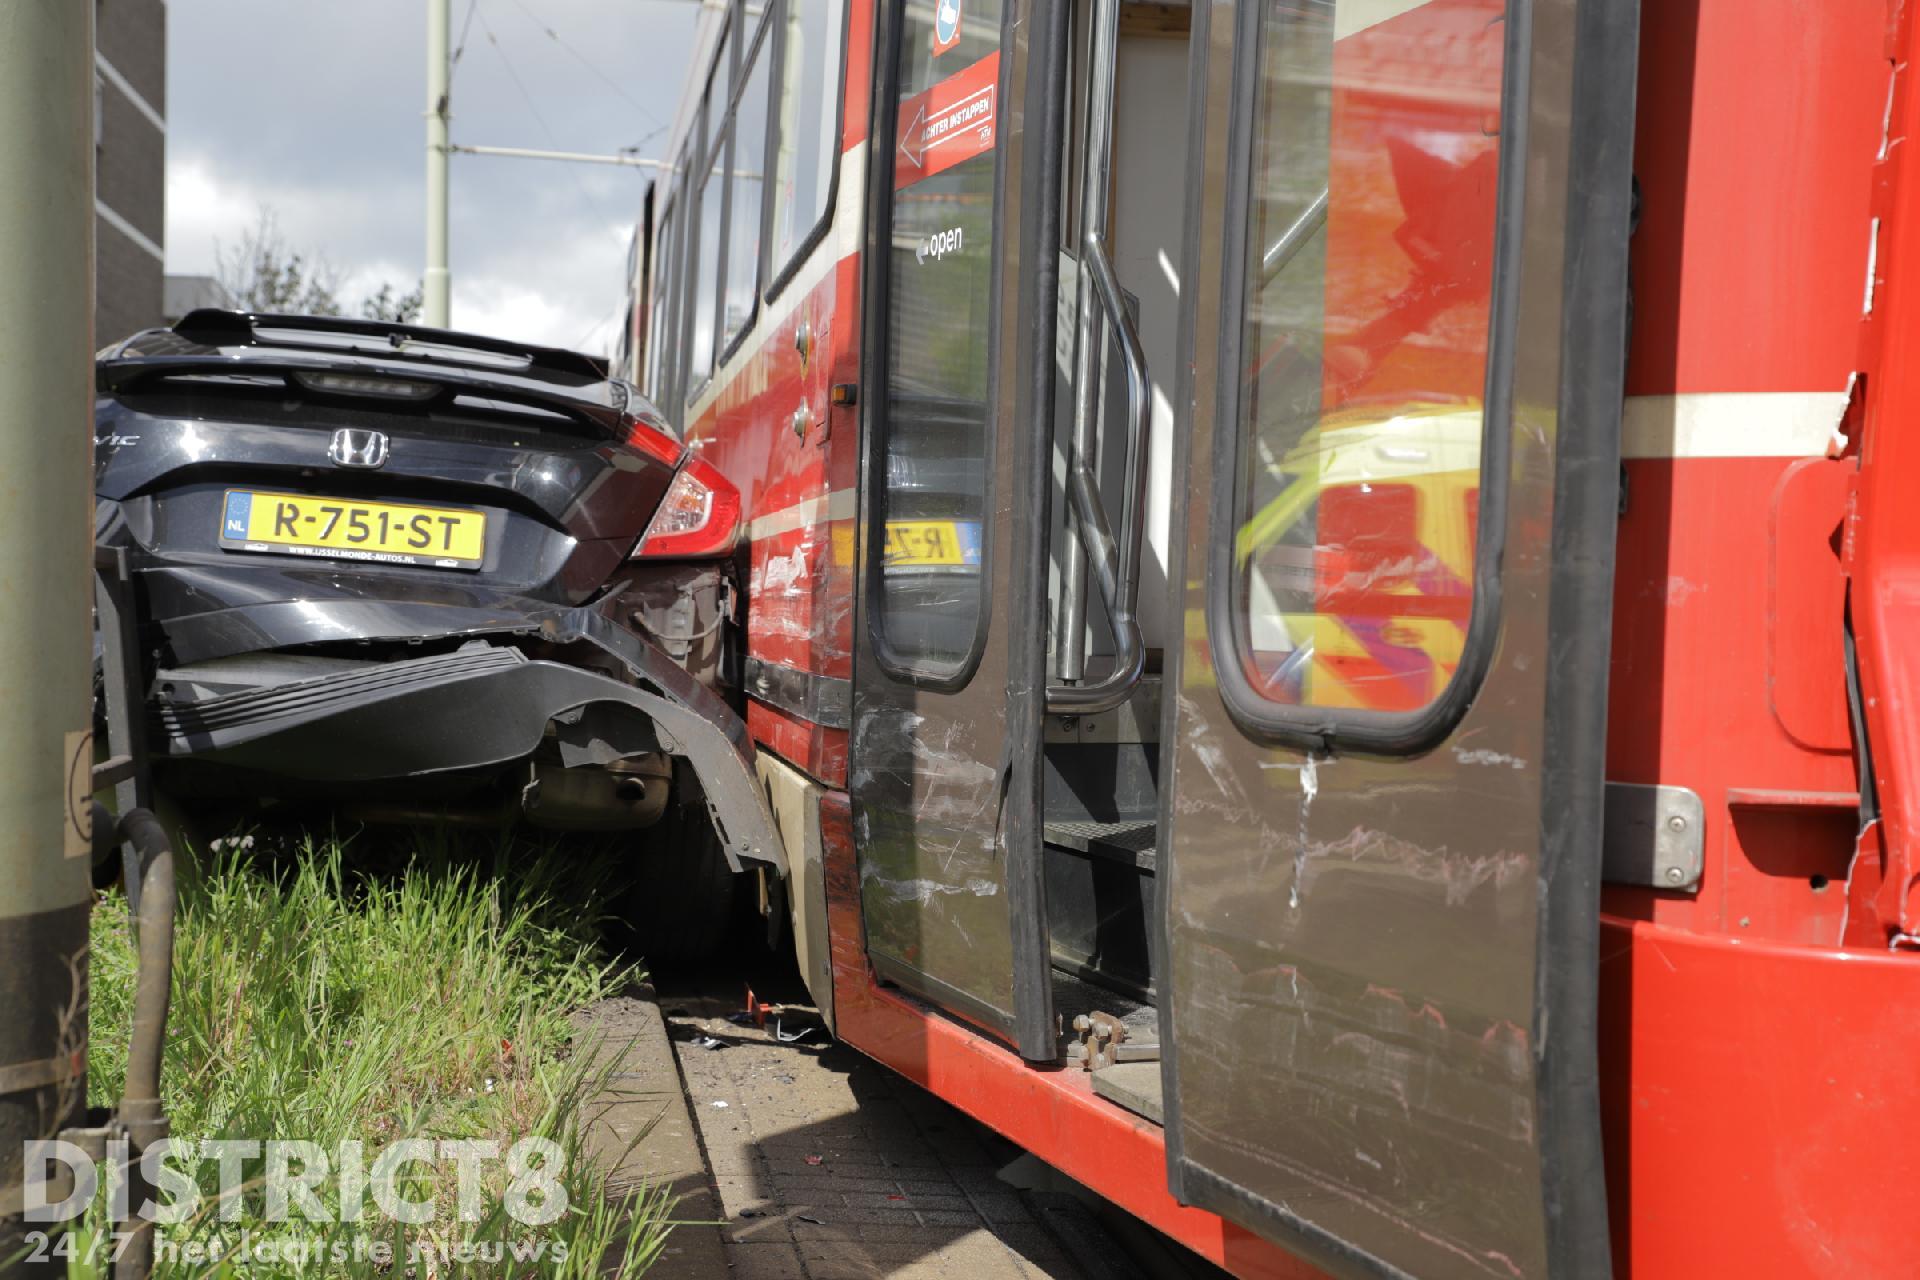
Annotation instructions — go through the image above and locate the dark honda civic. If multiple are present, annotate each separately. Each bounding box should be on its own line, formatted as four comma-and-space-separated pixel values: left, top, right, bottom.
92, 310, 782, 935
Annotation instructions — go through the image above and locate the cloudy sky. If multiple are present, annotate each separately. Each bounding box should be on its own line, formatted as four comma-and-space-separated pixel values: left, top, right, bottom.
166, 1, 704, 355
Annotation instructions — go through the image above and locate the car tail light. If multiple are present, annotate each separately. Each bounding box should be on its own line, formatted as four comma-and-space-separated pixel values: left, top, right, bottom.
634, 458, 741, 558
624, 415, 685, 467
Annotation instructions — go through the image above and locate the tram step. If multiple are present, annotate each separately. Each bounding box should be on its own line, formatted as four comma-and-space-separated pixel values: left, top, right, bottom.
1042, 817, 1157, 870
1089, 1060, 1165, 1126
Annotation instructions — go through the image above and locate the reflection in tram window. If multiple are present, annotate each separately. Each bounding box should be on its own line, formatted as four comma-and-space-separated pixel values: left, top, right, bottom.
771, 0, 847, 281
722, 25, 772, 355
874, 0, 1004, 675
1230, 0, 1505, 713
687, 145, 726, 391
646, 195, 677, 405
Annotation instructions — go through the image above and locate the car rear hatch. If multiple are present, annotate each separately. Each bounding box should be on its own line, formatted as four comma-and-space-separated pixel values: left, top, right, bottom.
95, 311, 680, 613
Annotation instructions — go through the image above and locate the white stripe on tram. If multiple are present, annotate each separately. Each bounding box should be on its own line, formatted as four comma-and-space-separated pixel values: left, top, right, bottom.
1622, 391, 1852, 460
749, 487, 859, 543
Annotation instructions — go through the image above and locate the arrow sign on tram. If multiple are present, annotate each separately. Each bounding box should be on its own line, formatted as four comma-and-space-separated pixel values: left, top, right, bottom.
899, 103, 933, 169
894, 52, 1000, 186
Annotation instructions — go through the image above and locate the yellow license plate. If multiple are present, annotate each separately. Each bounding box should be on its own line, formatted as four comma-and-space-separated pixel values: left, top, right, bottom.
218, 490, 486, 570
883, 519, 975, 567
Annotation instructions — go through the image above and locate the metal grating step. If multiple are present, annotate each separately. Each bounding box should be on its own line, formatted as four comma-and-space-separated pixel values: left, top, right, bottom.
1042, 818, 1157, 870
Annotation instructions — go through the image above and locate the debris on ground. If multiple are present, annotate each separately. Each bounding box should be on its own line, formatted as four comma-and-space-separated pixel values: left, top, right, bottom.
656, 969, 1232, 1278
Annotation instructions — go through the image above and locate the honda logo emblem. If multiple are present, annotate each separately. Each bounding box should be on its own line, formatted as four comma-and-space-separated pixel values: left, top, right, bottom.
327, 428, 389, 469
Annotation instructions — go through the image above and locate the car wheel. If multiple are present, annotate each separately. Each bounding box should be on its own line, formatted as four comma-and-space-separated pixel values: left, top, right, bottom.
621, 801, 741, 970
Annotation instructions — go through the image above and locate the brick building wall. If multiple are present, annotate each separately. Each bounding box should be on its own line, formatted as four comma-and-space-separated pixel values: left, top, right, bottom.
94, 0, 167, 345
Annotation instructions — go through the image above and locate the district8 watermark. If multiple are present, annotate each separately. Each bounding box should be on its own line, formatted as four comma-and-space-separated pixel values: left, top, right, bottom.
20, 1137, 568, 1225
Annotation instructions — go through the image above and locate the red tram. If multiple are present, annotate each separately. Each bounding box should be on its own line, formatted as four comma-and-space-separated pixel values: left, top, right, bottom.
616, 0, 1920, 1274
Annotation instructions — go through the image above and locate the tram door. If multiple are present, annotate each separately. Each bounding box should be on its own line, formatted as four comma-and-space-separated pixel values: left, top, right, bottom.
1156, 0, 1637, 1276
848, 0, 1058, 1056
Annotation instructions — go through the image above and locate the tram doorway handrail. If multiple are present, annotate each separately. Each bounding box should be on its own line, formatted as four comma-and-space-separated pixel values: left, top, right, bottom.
1047, 0, 1150, 717
1261, 186, 1329, 283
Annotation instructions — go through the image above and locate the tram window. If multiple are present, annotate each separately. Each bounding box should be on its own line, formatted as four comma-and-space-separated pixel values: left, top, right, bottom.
703, 14, 735, 171
722, 22, 773, 357
769, 0, 847, 292
662, 155, 693, 411
647, 196, 677, 403
1218, 0, 1507, 719
686, 145, 726, 392
618, 232, 638, 381
869, 0, 1005, 680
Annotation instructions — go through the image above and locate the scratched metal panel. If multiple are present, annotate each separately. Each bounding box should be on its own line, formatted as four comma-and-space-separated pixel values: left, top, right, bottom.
852, 706, 1019, 1027
1156, 0, 1626, 1274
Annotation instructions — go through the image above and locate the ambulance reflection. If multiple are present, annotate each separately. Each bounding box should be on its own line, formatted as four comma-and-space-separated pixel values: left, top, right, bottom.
1236, 404, 1482, 712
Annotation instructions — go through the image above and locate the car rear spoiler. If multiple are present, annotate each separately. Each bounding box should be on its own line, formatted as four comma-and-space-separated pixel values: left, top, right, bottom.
170, 309, 609, 385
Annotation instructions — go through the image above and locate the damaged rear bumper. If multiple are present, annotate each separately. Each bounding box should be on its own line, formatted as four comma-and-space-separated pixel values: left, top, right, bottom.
139, 576, 786, 875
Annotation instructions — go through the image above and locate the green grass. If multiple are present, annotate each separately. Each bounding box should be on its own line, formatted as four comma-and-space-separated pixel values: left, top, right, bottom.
78, 828, 674, 1277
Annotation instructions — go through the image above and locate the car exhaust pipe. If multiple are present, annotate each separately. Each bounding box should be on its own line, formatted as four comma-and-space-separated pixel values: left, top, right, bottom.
519, 757, 670, 831
342, 758, 672, 833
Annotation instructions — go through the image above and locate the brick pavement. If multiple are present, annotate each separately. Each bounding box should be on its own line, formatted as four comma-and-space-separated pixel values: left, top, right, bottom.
661, 990, 1095, 1280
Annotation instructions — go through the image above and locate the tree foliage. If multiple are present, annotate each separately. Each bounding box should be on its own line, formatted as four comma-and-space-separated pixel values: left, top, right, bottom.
215, 207, 424, 323
358, 281, 426, 325
215, 208, 342, 315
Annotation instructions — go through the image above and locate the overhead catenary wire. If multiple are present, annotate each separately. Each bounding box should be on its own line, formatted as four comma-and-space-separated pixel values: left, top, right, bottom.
468, 0, 630, 233
576, 297, 624, 352
442, 0, 681, 353
473, 0, 564, 150
496, 0, 669, 160
449, 0, 480, 83
626, 121, 671, 157
505, 0, 667, 132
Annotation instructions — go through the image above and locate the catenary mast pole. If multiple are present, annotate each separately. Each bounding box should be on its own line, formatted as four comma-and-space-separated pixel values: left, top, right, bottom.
426, 0, 452, 326
0, 0, 99, 1271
